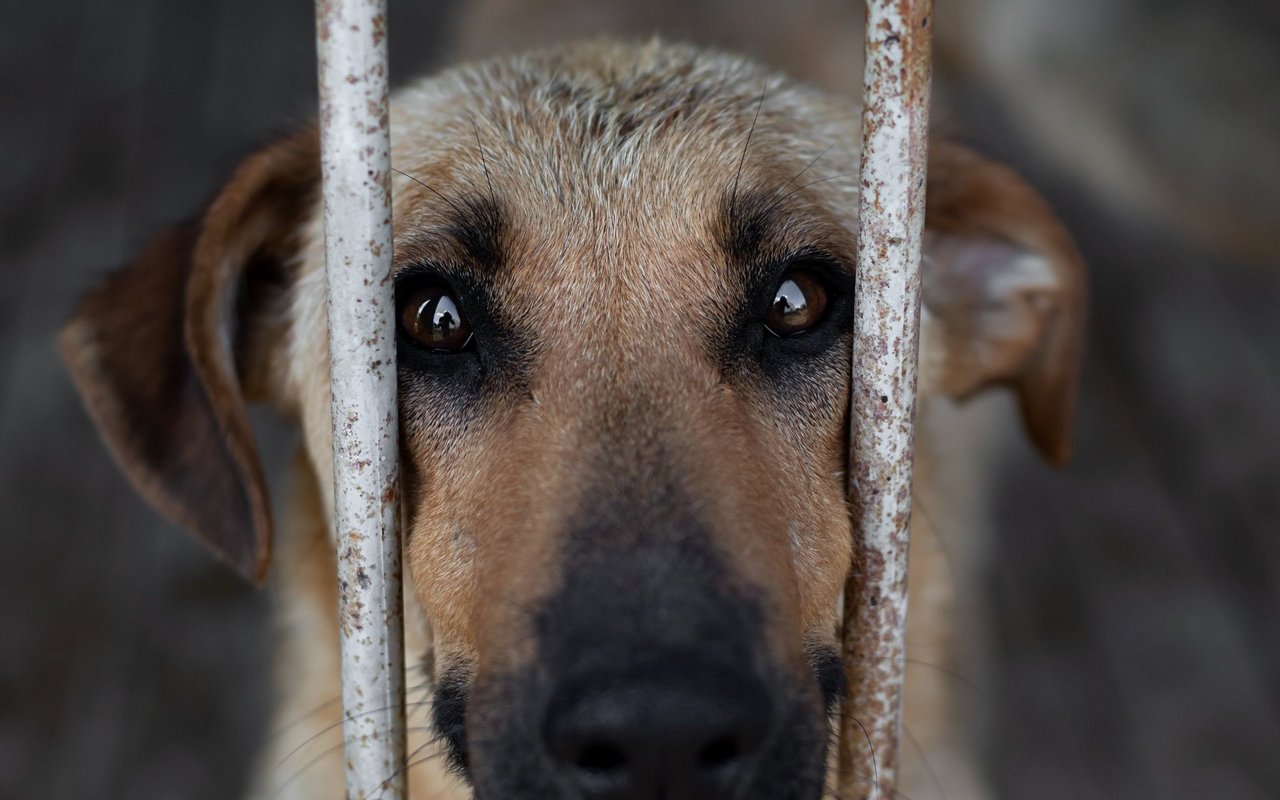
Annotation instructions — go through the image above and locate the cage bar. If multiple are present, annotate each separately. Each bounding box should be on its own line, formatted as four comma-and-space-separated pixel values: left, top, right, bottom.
315, 0, 407, 797
839, 0, 934, 798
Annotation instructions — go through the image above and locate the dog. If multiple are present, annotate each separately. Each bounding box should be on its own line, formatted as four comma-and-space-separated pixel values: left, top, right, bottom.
60, 38, 1083, 800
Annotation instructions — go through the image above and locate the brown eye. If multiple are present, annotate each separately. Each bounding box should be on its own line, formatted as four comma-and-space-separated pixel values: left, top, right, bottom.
766, 270, 828, 336
401, 286, 473, 351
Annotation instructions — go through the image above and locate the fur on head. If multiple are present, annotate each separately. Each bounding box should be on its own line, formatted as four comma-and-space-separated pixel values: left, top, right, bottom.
61, 40, 1083, 798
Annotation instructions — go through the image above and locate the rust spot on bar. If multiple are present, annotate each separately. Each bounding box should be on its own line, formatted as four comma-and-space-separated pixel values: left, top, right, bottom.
840, 0, 934, 798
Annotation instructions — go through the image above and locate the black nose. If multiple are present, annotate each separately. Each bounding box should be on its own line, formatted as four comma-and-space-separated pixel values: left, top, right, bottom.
544, 657, 773, 800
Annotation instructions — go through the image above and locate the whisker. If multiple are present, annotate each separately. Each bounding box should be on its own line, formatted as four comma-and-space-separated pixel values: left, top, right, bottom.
774, 144, 835, 204
267, 727, 439, 800
267, 673, 435, 743
273, 698, 437, 769
731, 78, 772, 214
469, 115, 499, 211
823, 768, 922, 800
829, 708, 929, 800
847, 713, 880, 800
902, 722, 948, 800
910, 493, 956, 577
391, 165, 468, 221
372, 733, 446, 800
904, 658, 985, 697
764, 170, 859, 217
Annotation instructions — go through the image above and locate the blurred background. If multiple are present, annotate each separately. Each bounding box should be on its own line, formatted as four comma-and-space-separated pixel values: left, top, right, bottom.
2, 0, 1277, 797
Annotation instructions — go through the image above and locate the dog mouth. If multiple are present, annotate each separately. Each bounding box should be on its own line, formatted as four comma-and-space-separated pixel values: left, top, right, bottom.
431, 646, 842, 800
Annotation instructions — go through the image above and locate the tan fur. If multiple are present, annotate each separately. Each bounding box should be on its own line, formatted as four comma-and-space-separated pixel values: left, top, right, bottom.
61, 38, 1084, 800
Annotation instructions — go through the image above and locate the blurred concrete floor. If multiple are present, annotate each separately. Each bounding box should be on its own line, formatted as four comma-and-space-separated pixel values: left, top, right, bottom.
1, 1, 1277, 798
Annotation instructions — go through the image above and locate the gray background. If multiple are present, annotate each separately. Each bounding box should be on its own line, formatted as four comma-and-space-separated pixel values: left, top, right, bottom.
2, 1, 1278, 798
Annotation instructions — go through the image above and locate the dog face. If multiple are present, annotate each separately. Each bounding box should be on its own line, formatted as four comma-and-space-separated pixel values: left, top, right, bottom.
61, 41, 1083, 800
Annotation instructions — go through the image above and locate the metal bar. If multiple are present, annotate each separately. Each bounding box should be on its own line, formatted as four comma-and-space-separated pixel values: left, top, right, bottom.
839, 1, 934, 798
315, 0, 406, 797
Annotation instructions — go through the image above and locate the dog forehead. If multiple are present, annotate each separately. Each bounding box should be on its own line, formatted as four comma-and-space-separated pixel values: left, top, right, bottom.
384, 42, 859, 342
388, 41, 857, 228
394, 41, 801, 166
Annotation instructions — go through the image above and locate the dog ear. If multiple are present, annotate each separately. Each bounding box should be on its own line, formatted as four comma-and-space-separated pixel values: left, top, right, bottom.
59, 130, 320, 584
922, 140, 1086, 465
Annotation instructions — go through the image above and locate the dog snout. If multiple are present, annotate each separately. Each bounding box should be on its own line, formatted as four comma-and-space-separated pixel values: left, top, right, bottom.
544, 656, 773, 799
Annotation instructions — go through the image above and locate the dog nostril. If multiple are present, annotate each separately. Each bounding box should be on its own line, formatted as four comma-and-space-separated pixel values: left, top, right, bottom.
545, 659, 773, 796
575, 741, 628, 773
697, 735, 742, 770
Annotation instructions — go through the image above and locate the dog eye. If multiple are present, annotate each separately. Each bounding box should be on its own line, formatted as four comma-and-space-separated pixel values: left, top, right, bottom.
401, 286, 473, 352
765, 269, 828, 336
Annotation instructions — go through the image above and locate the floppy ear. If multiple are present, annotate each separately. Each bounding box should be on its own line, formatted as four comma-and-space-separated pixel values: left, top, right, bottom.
922, 140, 1086, 465
59, 130, 319, 584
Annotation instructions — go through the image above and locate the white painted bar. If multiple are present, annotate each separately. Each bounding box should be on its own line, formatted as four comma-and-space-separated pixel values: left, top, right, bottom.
315, 0, 406, 797
840, 1, 933, 798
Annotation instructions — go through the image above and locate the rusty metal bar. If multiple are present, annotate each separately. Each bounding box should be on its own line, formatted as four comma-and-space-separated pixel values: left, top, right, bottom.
839, 1, 934, 798
315, 0, 406, 797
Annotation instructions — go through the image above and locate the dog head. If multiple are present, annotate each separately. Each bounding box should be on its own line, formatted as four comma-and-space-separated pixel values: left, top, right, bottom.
61, 41, 1083, 800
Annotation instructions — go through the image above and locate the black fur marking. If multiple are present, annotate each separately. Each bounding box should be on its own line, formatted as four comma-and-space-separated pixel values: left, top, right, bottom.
723, 185, 782, 268
808, 643, 846, 716
461, 479, 832, 799
432, 666, 472, 777
536, 479, 765, 674
389, 177, 507, 273
445, 193, 505, 270
714, 186, 856, 406
393, 259, 534, 428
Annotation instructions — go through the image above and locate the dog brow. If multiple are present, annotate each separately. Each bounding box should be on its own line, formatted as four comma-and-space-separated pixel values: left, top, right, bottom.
394, 185, 507, 273
722, 186, 786, 266
444, 194, 506, 270
720, 185, 854, 277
